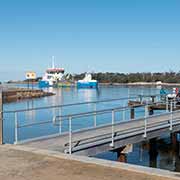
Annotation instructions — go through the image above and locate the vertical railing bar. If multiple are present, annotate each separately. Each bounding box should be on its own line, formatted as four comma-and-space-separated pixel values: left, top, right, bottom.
94, 103, 97, 128
14, 112, 18, 144
143, 105, 148, 138
123, 103, 126, 121
166, 96, 169, 112
59, 107, 62, 134
170, 101, 173, 131
110, 110, 115, 147
69, 116, 72, 154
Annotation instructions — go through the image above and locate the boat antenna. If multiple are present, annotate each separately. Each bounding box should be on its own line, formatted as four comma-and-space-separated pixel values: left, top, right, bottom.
52, 56, 55, 68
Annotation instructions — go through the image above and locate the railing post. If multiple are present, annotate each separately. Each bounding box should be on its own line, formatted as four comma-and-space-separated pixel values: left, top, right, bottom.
110, 110, 115, 147
143, 105, 148, 138
173, 97, 176, 109
14, 112, 18, 144
170, 101, 173, 131
139, 95, 143, 104
166, 96, 169, 112
123, 107, 126, 121
59, 107, 62, 134
93, 103, 97, 128
0, 90, 3, 145
69, 116, 72, 154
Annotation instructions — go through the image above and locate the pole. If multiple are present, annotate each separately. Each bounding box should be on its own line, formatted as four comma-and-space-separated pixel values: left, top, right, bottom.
166, 96, 169, 112
110, 110, 115, 147
130, 108, 135, 119
143, 105, 148, 138
0, 89, 3, 144
93, 103, 97, 128
69, 116, 72, 154
170, 101, 173, 131
14, 112, 18, 144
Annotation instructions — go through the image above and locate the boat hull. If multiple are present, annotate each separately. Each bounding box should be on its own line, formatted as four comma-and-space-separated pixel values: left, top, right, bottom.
77, 82, 98, 89
39, 81, 51, 88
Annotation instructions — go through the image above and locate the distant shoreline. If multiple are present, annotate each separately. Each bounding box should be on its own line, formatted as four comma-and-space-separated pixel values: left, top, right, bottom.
4, 81, 180, 87
99, 82, 180, 87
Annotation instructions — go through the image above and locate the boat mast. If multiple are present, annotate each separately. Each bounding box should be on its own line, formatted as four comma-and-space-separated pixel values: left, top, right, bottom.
52, 56, 55, 69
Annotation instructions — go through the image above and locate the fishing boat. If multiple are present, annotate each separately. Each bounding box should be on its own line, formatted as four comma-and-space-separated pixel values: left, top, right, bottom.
39, 60, 65, 88
77, 73, 98, 89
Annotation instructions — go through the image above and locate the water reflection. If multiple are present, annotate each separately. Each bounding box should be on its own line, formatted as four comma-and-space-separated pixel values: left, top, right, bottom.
96, 133, 180, 172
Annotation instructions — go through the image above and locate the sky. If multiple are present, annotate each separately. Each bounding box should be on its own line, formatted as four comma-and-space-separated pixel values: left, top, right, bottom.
0, 0, 180, 81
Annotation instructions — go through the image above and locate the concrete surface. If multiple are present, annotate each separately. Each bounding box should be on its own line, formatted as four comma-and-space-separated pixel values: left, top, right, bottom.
0, 144, 180, 180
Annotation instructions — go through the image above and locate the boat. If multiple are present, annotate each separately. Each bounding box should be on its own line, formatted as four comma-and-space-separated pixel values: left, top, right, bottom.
39, 60, 65, 88
77, 73, 98, 89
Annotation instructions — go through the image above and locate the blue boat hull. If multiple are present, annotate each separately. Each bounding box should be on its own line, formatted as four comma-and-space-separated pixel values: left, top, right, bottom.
77, 82, 98, 89
39, 81, 51, 88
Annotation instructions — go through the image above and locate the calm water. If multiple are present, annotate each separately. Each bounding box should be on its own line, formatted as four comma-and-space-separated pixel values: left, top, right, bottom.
3, 85, 180, 172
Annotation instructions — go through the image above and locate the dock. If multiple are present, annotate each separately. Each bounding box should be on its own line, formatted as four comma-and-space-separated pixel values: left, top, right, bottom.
1, 94, 178, 157
1, 87, 55, 103
1, 93, 180, 179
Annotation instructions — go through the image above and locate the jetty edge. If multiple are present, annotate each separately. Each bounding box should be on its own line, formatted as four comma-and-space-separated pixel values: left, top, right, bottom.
2, 88, 55, 103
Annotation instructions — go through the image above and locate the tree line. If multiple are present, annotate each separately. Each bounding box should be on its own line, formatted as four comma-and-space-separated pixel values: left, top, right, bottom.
74, 72, 180, 83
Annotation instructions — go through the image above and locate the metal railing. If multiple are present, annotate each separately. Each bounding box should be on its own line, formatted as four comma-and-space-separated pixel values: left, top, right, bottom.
2, 94, 163, 146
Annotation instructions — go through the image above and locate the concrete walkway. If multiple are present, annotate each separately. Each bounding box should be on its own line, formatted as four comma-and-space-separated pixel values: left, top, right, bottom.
0, 145, 180, 180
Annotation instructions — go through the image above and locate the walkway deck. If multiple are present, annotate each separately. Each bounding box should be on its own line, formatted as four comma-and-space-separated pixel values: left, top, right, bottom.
24, 110, 180, 156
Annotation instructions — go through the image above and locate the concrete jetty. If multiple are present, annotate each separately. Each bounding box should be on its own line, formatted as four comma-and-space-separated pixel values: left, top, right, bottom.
1, 88, 55, 103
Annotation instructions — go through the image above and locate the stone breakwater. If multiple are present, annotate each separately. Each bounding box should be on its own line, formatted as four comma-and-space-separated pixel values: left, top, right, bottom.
2, 88, 55, 103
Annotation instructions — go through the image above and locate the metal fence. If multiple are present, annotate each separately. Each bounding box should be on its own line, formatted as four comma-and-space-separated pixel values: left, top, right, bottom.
2, 94, 162, 145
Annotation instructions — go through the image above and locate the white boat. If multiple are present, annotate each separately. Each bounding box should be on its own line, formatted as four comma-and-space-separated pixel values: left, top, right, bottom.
39, 58, 65, 88
77, 73, 98, 88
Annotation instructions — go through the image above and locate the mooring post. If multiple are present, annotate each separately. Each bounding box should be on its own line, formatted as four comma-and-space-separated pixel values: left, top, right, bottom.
0, 89, 3, 145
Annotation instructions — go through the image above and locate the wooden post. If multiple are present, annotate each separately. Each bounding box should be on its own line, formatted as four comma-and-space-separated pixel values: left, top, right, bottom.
151, 96, 155, 103
0, 90, 3, 144
116, 146, 127, 163
149, 138, 158, 168
130, 108, 135, 119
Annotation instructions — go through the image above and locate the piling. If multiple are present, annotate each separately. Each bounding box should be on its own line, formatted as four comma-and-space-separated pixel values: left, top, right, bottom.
116, 146, 127, 163
149, 138, 158, 168
0, 89, 3, 144
130, 108, 135, 119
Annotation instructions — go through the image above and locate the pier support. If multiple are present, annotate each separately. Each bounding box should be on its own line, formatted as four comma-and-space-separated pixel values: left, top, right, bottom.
149, 138, 158, 168
148, 107, 154, 116
130, 108, 135, 119
116, 146, 127, 163
0, 90, 3, 145
171, 133, 178, 152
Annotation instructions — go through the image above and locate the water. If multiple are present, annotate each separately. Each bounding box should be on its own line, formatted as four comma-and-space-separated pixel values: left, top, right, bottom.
3, 85, 160, 144
95, 134, 180, 172
4, 85, 180, 172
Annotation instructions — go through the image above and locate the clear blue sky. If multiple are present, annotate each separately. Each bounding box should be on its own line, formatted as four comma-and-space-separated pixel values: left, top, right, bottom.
0, 0, 180, 81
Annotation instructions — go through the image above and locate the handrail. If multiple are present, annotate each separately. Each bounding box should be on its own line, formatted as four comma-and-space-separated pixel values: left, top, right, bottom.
3, 94, 160, 114
3, 96, 136, 113
18, 101, 166, 129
